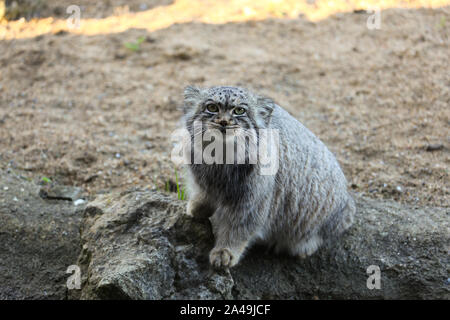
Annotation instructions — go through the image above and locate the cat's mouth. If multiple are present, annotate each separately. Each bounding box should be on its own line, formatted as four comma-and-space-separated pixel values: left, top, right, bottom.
207, 123, 241, 133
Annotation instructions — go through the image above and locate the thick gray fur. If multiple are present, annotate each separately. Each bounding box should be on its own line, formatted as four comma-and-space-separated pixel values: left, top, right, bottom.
182, 86, 355, 269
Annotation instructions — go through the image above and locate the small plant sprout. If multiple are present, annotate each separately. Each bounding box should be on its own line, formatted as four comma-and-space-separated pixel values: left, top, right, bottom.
41, 177, 52, 184
124, 36, 146, 52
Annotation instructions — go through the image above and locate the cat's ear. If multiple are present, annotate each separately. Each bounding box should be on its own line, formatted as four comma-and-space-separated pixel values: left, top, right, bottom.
257, 96, 275, 124
184, 86, 201, 101
183, 86, 201, 113
183, 86, 202, 114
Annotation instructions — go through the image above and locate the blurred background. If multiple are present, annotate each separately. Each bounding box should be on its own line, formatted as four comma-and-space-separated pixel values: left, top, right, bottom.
0, 0, 448, 206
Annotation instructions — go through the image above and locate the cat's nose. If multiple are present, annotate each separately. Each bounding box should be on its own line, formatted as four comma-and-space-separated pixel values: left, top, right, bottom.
218, 119, 229, 127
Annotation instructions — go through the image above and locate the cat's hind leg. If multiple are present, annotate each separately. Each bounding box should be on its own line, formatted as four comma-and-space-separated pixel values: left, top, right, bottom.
290, 234, 323, 259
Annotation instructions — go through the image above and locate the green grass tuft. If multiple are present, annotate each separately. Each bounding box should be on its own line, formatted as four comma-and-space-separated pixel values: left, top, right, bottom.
175, 170, 186, 201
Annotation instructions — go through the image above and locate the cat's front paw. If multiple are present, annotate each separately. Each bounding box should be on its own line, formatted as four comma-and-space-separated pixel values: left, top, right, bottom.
187, 199, 213, 219
209, 247, 238, 269
186, 200, 196, 216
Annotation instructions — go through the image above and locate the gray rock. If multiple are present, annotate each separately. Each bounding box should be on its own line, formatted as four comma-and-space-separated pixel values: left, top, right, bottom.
0, 170, 85, 299
77, 191, 449, 300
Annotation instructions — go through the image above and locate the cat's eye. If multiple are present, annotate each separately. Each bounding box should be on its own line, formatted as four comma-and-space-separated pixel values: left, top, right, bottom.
233, 107, 246, 115
206, 104, 219, 113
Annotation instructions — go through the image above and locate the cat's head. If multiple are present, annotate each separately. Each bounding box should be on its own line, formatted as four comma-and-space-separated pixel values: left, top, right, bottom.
183, 86, 274, 132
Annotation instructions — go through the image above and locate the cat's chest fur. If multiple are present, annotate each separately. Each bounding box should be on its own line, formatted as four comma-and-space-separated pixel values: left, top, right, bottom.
189, 163, 255, 202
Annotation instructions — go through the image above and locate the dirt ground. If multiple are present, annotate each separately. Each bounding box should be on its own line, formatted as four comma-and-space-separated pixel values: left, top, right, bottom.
0, 1, 448, 207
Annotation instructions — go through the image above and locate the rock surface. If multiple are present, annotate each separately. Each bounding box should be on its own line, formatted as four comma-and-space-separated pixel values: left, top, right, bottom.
0, 170, 86, 299
76, 190, 449, 299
